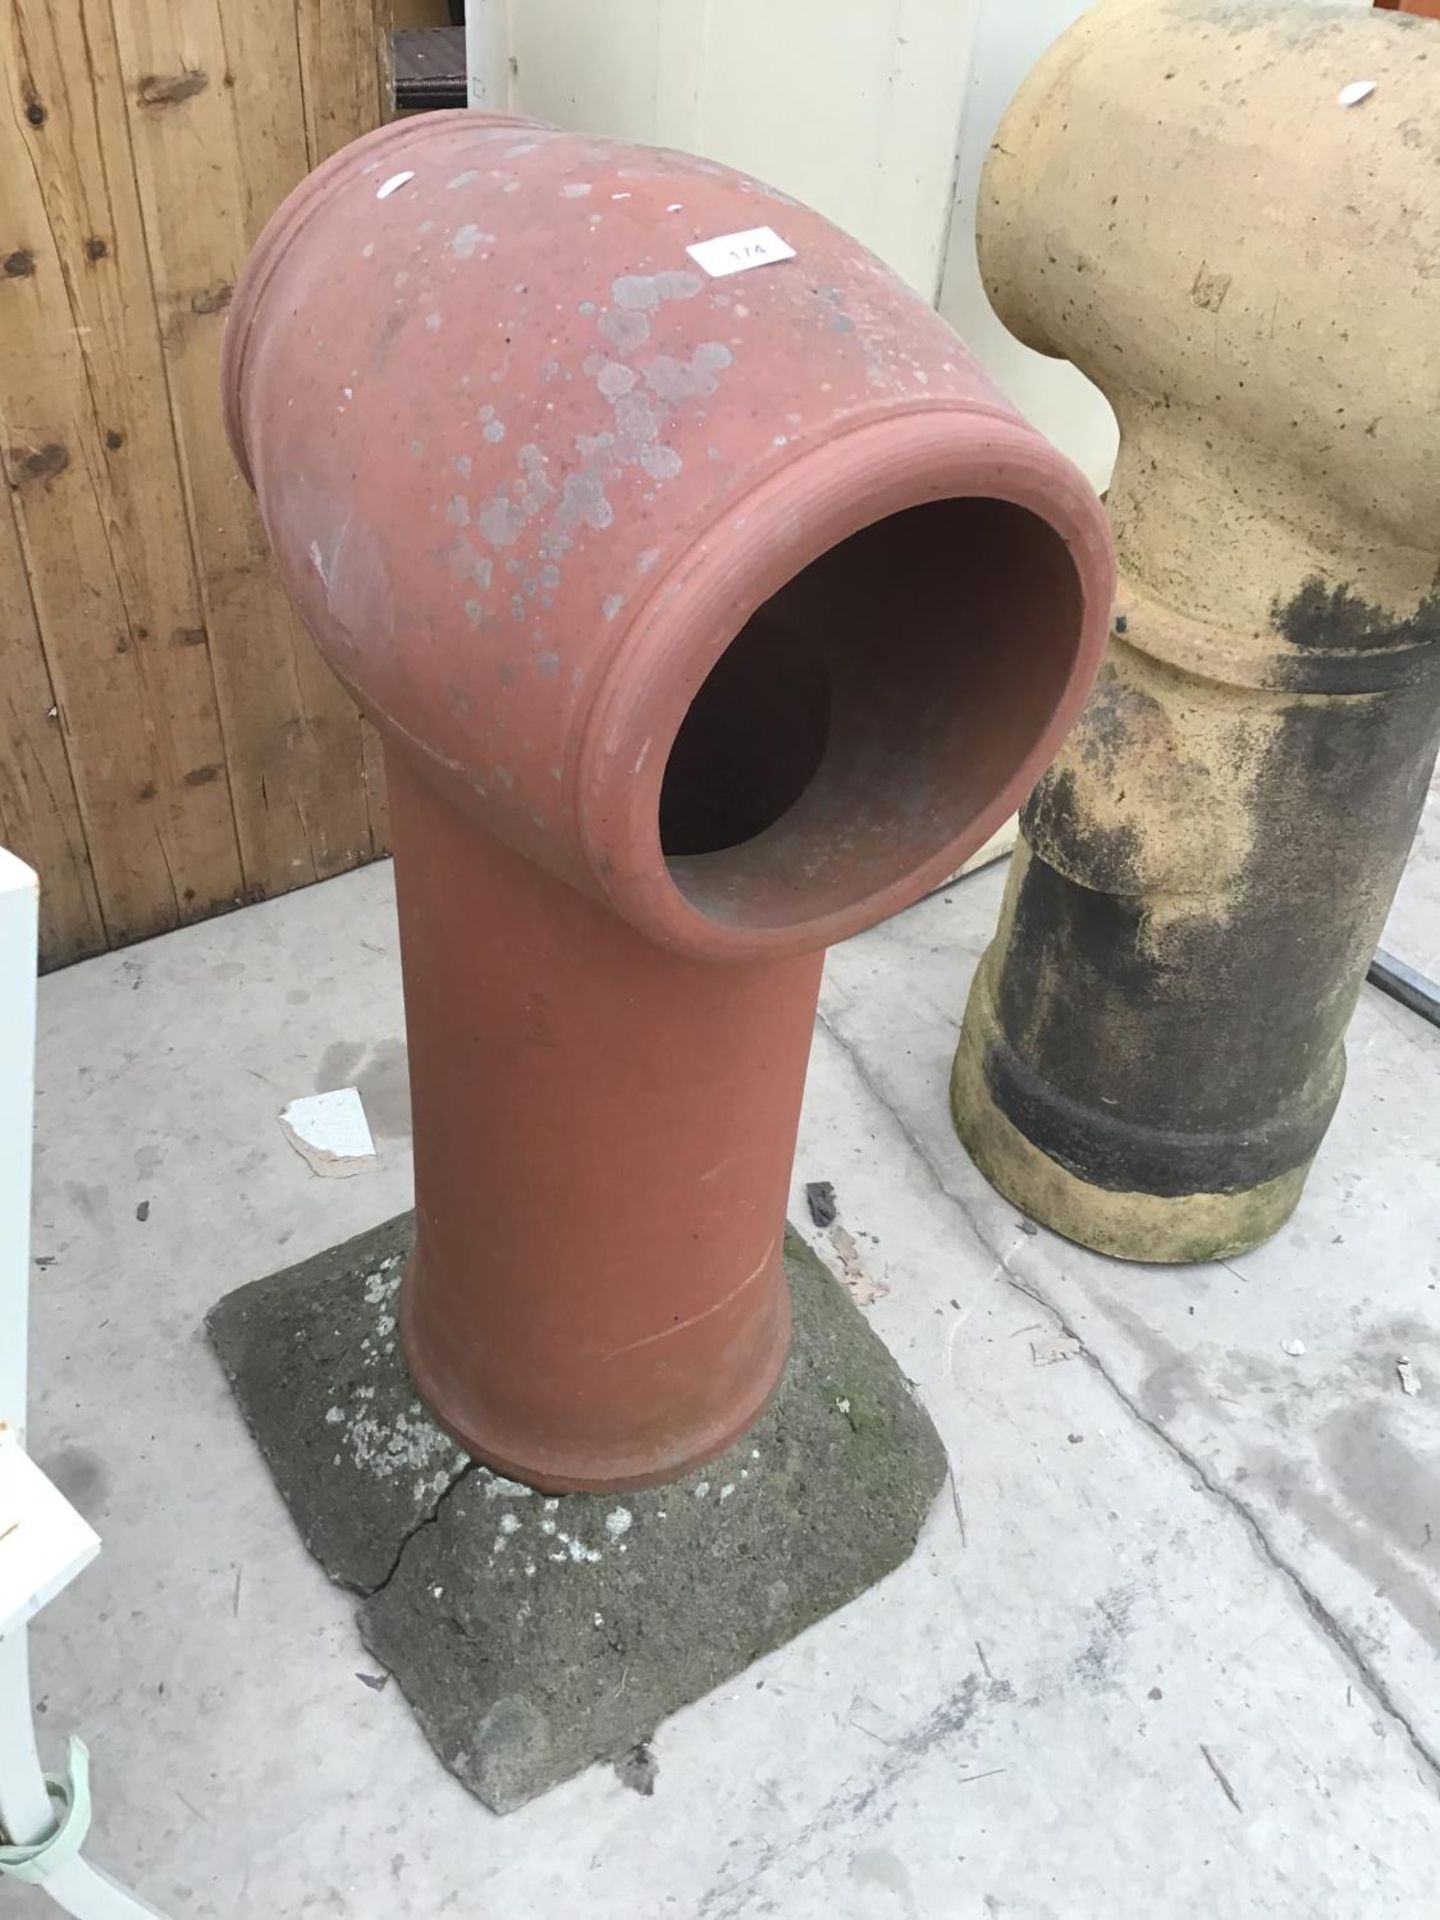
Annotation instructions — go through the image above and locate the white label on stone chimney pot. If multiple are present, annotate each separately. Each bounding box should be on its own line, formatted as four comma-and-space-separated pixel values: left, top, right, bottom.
686, 227, 796, 278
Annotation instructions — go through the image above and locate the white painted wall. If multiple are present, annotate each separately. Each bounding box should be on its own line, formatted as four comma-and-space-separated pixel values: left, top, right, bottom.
471, 0, 979, 303
936, 0, 1119, 491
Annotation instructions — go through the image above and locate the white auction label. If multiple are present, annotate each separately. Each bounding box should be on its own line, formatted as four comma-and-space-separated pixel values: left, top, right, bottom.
686, 226, 796, 279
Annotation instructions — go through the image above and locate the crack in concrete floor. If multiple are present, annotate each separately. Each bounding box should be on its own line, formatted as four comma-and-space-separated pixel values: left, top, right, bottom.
363, 1456, 481, 1598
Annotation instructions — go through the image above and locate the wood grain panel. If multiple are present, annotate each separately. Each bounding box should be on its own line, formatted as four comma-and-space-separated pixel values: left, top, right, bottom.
1, 0, 245, 945
110, 0, 379, 901
296, 0, 394, 848
299, 0, 388, 164
0, 0, 398, 964
0, 492, 105, 964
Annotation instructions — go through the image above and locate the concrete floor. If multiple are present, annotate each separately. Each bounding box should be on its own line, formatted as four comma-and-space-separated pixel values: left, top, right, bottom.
17, 829, 1440, 1918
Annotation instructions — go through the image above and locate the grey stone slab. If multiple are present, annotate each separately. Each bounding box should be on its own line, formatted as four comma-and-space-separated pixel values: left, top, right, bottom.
207, 1214, 947, 1810
208, 1212, 471, 1593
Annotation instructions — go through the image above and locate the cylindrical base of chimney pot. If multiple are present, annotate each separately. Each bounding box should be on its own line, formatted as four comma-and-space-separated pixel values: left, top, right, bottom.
951, 940, 1318, 1264
388, 754, 816, 1492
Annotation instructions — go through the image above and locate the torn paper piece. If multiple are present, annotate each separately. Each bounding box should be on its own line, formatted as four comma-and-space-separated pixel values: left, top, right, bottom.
829, 1226, 888, 1306
279, 1087, 376, 1178
1397, 1355, 1421, 1397
1030, 1333, 1082, 1367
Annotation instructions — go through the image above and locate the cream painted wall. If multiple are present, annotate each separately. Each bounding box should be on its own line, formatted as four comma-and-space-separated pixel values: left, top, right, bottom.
471, 0, 979, 302
936, 0, 1120, 491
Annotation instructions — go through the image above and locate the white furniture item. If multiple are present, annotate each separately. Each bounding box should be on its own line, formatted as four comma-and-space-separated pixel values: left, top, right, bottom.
0, 849, 167, 1916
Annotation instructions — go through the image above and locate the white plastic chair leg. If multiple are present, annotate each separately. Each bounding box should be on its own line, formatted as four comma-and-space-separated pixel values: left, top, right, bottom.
0, 1632, 167, 1918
